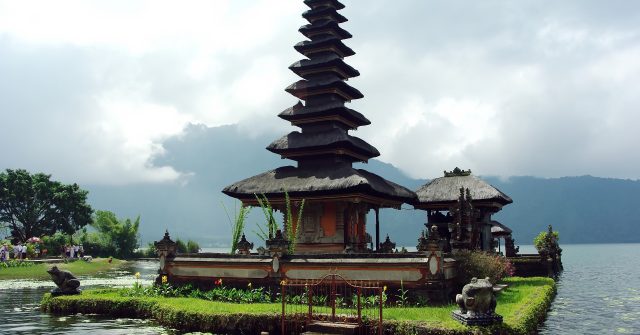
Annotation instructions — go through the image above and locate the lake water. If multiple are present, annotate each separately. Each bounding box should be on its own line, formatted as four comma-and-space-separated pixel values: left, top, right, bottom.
0, 244, 638, 334
532, 244, 640, 335
0, 260, 173, 334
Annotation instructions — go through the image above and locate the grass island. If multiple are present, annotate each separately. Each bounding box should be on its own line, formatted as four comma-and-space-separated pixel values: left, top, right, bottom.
42, 277, 555, 335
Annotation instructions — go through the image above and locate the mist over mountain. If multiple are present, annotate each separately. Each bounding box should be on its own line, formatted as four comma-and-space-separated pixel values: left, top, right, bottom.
85, 124, 640, 247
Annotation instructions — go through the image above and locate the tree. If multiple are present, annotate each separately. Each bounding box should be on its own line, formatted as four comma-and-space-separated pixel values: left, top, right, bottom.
533, 225, 561, 256
91, 210, 140, 258
0, 169, 93, 242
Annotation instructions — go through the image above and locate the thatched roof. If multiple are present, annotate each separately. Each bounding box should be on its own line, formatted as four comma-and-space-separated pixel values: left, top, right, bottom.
289, 53, 358, 79
491, 220, 513, 236
304, 0, 345, 10
223, 164, 417, 204
299, 20, 352, 41
414, 174, 512, 207
278, 100, 370, 127
286, 76, 363, 101
294, 36, 354, 58
267, 129, 379, 159
302, 7, 348, 24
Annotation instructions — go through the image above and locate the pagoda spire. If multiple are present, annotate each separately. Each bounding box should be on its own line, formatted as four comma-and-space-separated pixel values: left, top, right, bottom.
223, 1, 416, 209
270, 0, 378, 168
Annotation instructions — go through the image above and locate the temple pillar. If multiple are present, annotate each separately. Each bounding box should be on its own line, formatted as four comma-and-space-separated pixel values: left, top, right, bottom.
375, 207, 380, 251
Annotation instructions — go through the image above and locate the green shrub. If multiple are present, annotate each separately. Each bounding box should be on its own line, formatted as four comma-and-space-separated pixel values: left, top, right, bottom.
175, 239, 187, 253
141, 242, 157, 258
42, 232, 69, 256
186, 240, 200, 253
533, 225, 561, 256
172, 238, 201, 254
79, 231, 116, 258
454, 250, 514, 285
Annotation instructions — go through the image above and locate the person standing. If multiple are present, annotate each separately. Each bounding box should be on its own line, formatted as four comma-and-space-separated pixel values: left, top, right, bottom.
21, 243, 27, 259
0, 244, 6, 262
74, 245, 79, 259
69, 244, 75, 259
15, 243, 22, 260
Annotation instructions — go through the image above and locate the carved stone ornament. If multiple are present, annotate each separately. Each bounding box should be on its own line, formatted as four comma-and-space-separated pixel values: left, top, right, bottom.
379, 234, 396, 253
155, 230, 177, 258
266, 229, 289, 257
47, 266, 81, 296
417, 229, 429, 252
452, 277, 502, 326
155, 230, 177, 280
236, 234, 254, 255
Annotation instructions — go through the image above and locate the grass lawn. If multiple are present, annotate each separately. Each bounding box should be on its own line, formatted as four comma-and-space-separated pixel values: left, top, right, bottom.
0, 258, 126, 280
42, 277, 556, 334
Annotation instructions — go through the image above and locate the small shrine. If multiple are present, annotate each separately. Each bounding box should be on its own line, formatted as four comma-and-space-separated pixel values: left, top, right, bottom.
413, 168, 513, 253
490, 220, 518, 257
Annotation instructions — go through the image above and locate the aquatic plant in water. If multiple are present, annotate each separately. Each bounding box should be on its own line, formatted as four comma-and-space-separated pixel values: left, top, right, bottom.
0, 260, 35, 269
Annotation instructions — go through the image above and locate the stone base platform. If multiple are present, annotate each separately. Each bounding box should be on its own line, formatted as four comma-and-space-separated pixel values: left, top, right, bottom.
451, 310, 503, 326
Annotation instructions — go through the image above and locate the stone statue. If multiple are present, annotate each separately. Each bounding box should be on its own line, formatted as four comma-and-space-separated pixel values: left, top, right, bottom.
47, 266, 81, 296
452, 277, 502, 325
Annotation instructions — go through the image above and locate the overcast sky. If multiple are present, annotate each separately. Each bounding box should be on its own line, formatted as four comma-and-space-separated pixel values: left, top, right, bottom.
1, 0, 639, 185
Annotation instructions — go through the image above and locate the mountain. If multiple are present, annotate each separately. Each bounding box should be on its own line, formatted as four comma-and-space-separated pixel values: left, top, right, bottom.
85, 124, 640, 247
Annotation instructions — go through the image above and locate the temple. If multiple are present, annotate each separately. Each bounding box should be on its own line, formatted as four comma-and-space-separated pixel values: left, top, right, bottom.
413, 167, 513, 252
154, 1, 561, 312
223, 0, 416, 254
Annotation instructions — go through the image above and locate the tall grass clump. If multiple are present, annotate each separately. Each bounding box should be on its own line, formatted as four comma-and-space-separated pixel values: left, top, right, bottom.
222, 201, 251, 254
284, 191, 305, 254
254, 194, 278, 241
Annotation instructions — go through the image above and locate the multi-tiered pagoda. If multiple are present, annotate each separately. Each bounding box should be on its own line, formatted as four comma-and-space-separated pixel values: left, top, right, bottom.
224, 0, 416, 254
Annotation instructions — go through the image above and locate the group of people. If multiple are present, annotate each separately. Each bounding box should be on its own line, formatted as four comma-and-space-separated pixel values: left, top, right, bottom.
0, 241, 86, 262
63, 244, 84, 259
0, 242, 29, 261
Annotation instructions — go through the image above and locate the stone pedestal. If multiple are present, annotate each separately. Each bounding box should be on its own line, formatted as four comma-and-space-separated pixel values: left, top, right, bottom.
451, 311, 503, 326
50, 287, 81, 297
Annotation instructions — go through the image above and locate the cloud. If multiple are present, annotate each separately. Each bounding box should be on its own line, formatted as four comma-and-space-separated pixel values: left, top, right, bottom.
342, 0, 640, 179
0, 1, 301, 184
1, 0, 640, 184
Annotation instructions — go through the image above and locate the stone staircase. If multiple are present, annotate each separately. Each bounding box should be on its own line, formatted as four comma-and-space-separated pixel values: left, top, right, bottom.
301, 321, 360, 335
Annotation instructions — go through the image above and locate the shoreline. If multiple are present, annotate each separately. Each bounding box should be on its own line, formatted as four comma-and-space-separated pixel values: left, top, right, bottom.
0, 258, 127, 280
